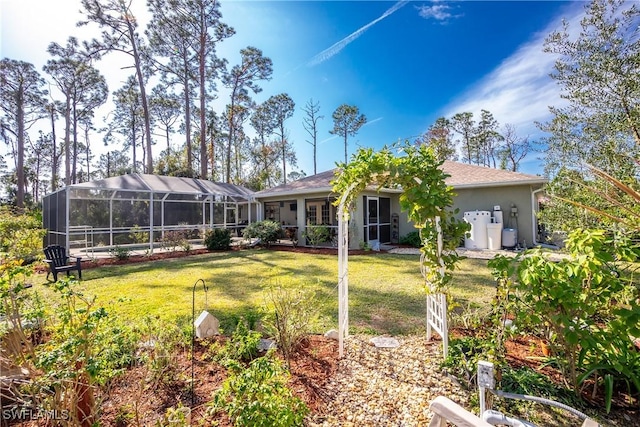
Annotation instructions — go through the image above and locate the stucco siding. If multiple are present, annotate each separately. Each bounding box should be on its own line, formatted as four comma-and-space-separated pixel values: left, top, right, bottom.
452, 184, 541, 248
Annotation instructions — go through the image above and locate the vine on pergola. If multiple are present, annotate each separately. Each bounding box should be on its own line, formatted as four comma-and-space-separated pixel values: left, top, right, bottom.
332, 142, 468, 292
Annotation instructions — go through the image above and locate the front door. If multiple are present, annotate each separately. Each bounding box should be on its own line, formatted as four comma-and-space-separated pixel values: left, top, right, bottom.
366, 197, 379, 247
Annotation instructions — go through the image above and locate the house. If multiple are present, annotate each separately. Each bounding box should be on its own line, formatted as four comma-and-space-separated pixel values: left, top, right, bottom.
253, 162, 547, 249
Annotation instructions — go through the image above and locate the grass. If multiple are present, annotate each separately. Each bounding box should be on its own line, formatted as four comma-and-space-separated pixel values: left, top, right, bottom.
32, 249, 497, 336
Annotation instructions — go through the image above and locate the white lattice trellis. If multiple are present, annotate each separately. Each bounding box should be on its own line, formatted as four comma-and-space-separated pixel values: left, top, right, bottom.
337, 201, 349, 358
421, 215, 449, 358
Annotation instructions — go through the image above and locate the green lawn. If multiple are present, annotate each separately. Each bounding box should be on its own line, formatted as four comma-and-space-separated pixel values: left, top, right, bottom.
33, 249, 496, 335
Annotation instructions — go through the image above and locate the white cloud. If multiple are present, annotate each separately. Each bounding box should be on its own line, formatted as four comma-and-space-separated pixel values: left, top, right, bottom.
441, 3, 585, 136
307, 1, 409, 67
416, 2, 460, 23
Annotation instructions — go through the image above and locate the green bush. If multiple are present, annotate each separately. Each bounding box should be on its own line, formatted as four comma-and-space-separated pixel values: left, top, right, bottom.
210, 353, 308, 427
399, 231, 421, 247
489, 229, 640, 412
204, 228, 232, 250
302, 225, 331, 247
110, 246, 130, 260
0, 208, 46, 263
242, 220, 281, 247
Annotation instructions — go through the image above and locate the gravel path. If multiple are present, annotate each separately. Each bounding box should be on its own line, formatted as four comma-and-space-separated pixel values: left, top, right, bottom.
309, 335, 471, 426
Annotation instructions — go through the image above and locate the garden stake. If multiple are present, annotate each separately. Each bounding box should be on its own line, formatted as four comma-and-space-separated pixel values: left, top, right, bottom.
191, 278, 208, 408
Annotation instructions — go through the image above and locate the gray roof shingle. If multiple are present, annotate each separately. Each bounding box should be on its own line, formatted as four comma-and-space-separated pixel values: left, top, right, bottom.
255, 161, 545, 198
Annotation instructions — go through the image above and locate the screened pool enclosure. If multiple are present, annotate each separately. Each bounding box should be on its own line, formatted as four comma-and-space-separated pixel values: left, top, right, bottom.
43, 174, 257, 255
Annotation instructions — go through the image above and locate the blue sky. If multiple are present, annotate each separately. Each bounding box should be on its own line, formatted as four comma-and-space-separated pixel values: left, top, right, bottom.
1, 1, 586, 178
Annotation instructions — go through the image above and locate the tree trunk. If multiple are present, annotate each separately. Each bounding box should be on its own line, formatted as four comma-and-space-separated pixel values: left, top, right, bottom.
72, 103, 78, 184
126, 18, 153, 173
16, 87, 25, 208
199, 7, 207, 179
64, 98, 71, 185
50, 107, 58, 191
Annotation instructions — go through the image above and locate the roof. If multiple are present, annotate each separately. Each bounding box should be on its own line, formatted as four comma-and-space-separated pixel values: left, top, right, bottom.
63, 173, 255, 200
255, 162, 546, 198
253, 170, 338, 197
441, 161, 546, 188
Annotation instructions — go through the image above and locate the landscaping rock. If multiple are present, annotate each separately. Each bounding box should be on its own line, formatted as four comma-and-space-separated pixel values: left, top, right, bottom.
368, 336, 400, 348
324, 329, 339, 340
258, 338, 277, 351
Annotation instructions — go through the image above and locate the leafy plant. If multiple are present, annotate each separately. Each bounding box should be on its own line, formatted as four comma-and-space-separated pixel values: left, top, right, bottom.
219, 319, 262, 364
359, 241, 372, 251
129, 224, 149, 244
302, 225, 331, 247
209, 352, 308, 427
162, 230, 188, 252
204, 228, 232, 250
110, 245, 130, 260
158, 403, 191, 426
489, 229, 640, 411
31, 278, 111, 426
0, 208, 46, 263
442, 336, 490, 389
399, 231, 421, 247
242, 220, 281, 247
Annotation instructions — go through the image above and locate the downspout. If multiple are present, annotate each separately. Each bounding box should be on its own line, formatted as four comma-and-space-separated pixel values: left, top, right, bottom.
531, 187, 544, 247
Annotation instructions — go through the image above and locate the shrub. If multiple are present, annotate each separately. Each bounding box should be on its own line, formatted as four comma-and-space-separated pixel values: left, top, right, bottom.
210, 353, 308, 427
0, 208, 46, 263
242, 220, 281, 247
489, 229, 640, 412
221, 319, 262, 364
399, 231, 421, 247
138, 315, 186, 385
110, 246, 130, 260
263, 277, 321, 368
302, 225, 331, 247
129, 225, 149, 244
161, 230, 187, 252
204, 228, 232, 251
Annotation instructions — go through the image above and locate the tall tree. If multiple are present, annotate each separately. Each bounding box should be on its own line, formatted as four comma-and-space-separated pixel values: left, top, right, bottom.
416, 117, 458, 162
472, 109, 502, 167
540, 0, 640, 232
96, 149, 131, 178
545, 0, 640, 148
264, 93, 296, 184
330, 104, 366, 164
148, 0, 234, 178
79, 0, 154, 172
222, 47, 272, 182
46, 102, 62, 191
450, 112, 476, 164
249, 101, 278, 188
0, 59, 47, 208
498, 124, 533, 172
302, 98, 322, 175
106, 76, 144, 173
149, 85, 181, 153
44, 38, 108, 184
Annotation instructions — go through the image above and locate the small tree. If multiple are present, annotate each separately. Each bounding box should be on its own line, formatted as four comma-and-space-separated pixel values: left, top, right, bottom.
330, 104, 366, 164
242, 220, 281, 247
